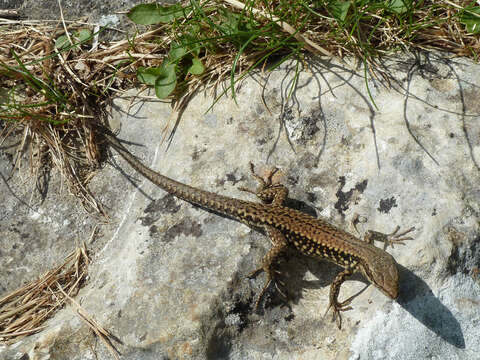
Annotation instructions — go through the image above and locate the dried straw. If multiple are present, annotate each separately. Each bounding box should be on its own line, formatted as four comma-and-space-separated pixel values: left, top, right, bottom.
0, 244, 89, 344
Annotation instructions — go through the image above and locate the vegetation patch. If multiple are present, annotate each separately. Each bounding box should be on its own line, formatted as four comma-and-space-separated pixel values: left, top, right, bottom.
0, 0, 479, 212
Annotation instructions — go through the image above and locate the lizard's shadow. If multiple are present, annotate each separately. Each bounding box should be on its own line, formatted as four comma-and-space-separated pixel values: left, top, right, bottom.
275, 252, 465, 349
396, 264, 465, 348
279, 193, 465, 348
262, 197, 465, 348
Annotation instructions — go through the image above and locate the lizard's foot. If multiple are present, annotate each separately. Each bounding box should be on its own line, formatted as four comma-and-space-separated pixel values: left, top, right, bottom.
248, 162, 279, 189
247, 234, 287, 311
325, 298, 353, 330
326, 267, 356, 329
247, 264, 282, 311
365, 226, 415, 249
239, 163, 288, 206
238, 162, 279, 193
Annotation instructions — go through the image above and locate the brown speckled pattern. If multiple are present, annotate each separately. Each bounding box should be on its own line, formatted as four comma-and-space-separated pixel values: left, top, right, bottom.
105, 132, 413, 329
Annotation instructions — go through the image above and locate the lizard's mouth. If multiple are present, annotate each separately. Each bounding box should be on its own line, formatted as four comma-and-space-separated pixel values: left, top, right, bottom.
379, 284, 398, 299
361, 265, 399, 299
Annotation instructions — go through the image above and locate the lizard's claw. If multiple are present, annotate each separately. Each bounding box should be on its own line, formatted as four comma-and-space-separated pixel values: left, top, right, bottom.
247, 263, 285, 311
324, 298, 353, 330
247, 162, 279, 189
384, 226, 416, 248
239, 163, 287, 205
247, 266, 273, 311
365, 226, 415, 249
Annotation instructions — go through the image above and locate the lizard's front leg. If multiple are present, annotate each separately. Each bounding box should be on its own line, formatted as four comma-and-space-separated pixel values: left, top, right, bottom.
351, 214, 415, 248
326, 267, 356, 329
364, 226, 415, 248
238, 163, 290, 308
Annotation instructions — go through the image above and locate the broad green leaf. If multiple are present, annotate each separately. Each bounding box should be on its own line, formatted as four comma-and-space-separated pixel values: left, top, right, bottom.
137, 66, 163, 85
55, 35, 69, 50
218, 9, 240, 35
77, 29, 92, 43
178, 34, 203, 56
387, 0, 409, 15
55, 29, 92, 50
155, 64, 177, 99
155, 4, 186, 23
460, 6, 480, 34
188, 57, 204, 75
127, 3, 185, 25
329, 1, 351, 24
169, 44, 188, 62
216, 8, 257, 46
188, 24, 201, 36
127, 4, 160, 24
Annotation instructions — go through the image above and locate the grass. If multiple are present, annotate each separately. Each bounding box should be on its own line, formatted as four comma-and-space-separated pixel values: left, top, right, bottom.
128, 0, 480, 101
0, 0, 479, 352
0, 244, 89, 344
0, 1, 478, 214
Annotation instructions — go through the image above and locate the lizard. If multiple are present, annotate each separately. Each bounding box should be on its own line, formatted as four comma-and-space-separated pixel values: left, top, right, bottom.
102, 130, 414, 329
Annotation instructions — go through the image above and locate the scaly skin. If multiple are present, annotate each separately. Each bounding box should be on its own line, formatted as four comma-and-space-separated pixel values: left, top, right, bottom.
104, 131, 414, 329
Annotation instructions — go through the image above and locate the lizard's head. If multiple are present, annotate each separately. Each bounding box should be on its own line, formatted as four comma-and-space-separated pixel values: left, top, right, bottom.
361, 253, 399, 299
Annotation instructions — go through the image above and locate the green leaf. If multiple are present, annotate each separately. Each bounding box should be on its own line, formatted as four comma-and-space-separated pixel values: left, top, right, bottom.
155, 4, 186, 23
387, 0, 409, 15
137, 66, 164, 85
55, 29, 92, 50
178, 33, 203, 56
216, 8, 257, 47
127, 3, 185, 25
460, 6, 480, 34
218, 9, 240, 35
328, 1, 351, 24
77, 29, 92, 43
169, 44, 188, 63
127, 4, 159, 24
55, 35, 70, 50
188, 57, 204, 75
154, 63, 177, 99
188, 24, 201, 36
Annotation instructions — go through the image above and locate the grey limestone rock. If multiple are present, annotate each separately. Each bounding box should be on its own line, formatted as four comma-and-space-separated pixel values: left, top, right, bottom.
1, 54, 479, 359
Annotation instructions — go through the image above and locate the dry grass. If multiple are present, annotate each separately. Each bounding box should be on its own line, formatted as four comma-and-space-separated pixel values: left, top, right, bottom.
0, 17, 253, 214
0, 243, 122, 358
0, 0, 478, 354
65, 290, 123, 360
0, 20, 129, 215
0, 21, 166, 214
257, 0, 480, 58
0, 244, 89, 344
1, 1, 477, 216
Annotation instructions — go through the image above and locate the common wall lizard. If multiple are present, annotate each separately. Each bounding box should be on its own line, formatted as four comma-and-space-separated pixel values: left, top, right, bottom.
103, 130, 414, 329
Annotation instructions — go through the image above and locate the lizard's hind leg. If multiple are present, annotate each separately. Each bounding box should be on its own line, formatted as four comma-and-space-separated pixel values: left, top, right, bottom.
248, 227, 289, 310
239, 162, 288, 206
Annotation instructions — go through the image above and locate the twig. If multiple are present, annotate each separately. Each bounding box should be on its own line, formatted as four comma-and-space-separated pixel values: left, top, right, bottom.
0, 9, 19, 19
57, 0, 74, 46
56, 285, 122, 360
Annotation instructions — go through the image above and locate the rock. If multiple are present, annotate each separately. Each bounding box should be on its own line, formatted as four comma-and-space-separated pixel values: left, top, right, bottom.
1, 54, 479, 359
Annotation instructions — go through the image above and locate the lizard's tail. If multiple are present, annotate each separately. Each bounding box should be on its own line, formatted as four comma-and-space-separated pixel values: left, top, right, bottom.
102, 130, 242, 215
